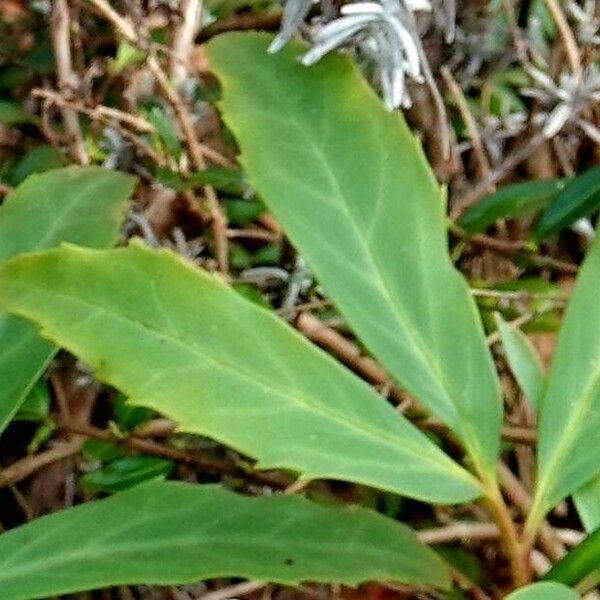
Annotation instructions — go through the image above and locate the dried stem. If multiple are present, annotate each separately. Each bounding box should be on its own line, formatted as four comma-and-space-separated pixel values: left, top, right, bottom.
417, 522, 499, 544
453, 131, 547, 217
86, 0, 137, 42
198, 582, 267, 600
147, 54, 229, 272
170, 0, 203, 88
56, 419, 289, 489
499, 462, 565, 562
85, 0, 229, 271
33, 88, 165, 165
0, 440, 83, 489
441, 66, 492, 181
543, 0, 582, 81
50, 0, 89, 164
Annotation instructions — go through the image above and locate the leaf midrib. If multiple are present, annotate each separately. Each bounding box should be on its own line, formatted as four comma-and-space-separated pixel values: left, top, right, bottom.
234, 96, 463, 429
538, 365, 600, 506
23, 271, 474, 484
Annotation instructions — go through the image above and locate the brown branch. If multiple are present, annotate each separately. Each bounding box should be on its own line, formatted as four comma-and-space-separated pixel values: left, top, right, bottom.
543, 0, 582, 81
450, 224, 579, 275
501, 425, 537, 445
33, 88, 153, 132
33, 88, 165, 165
86, 0, 137, 43
498, 462, 565, 562
417, 522, 499, 544
441, 66, 492, 181
198, 12, 282, 41
147, 54, 229, 272
51, 0, 89, 164
0, 440, 83, 489
56, 419, 289, 489
170, 0, 202, 88
452, 131, 548, 218
85, 0, 230, 271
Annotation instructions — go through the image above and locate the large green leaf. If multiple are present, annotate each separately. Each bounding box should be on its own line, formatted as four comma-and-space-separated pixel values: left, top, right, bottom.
0, 166, 135, 433
206, 32, 502, 479
527, 227, 600, 530
505, 582, 579, 600
0, 480, 451, 598
0, 242, 480, 503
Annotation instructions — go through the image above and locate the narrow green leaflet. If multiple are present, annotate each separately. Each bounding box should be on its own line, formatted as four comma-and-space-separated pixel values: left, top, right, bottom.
0, 166, 135, 433
79, 455, 174, 493
0, 480, 451, 599
534, 166, 600, 241
505, 582, 579, 600
528, 227, 600, 528
574, 477, 600, 532
495, 314, 546, 411
207, 33, 502, 478
544, 525, 600, 588
0, 242, 480, 503
458, 178, 564, 234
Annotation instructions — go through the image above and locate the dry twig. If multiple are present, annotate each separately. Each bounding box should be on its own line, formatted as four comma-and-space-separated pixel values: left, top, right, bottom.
50, 0, 89, 164
0, 440, 84, 489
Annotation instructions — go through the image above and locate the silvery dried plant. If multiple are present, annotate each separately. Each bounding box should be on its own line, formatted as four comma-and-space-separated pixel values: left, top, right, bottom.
269, 0, 455, 110
566, 0, 600, 46
523, 64, 600, 141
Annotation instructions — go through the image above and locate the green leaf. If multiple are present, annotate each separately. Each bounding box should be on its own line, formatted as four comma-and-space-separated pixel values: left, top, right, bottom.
147, 104, 183, 160
0, 242, 481, 504
0, 481, 451, 598
80, 455, 173, 493
0, 166, 135, 434
224, 198, 265, 224
4, 145, 67, 186
109, 41, 145, 74
528, 226, 600, 528
505, 582, 579, 600
574, 476, 600, 532
188, 167, 246, 193
0, 99, 30, 124
14, 379, 50, 422
544, 526, 600, 588
82, 439, 126, 462
206, 32, 502, 478
495, 314, 546, 411
155, 167, 246, 195
458, 179, 564, 234
534, 166, 600, 241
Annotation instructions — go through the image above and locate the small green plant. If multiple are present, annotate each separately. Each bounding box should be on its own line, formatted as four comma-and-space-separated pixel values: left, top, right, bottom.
0, 33, 600, 599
